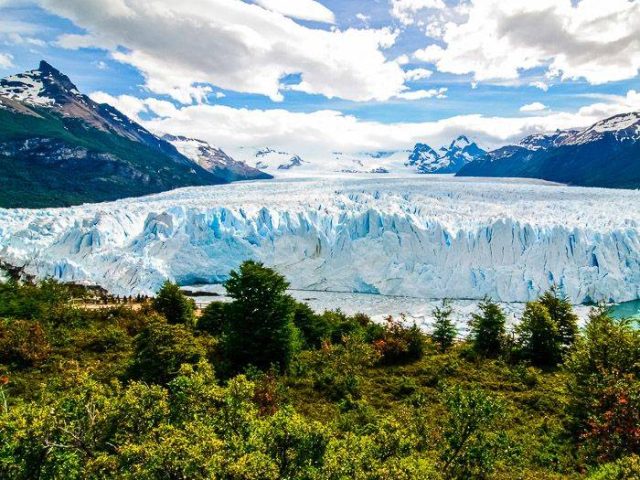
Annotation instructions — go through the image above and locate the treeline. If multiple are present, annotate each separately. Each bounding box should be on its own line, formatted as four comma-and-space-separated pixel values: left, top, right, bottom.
0, 262, 639, 479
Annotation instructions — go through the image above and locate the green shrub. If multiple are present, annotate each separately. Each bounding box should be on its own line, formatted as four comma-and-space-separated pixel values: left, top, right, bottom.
128, 316, 206, 384
0, 319, 51, 367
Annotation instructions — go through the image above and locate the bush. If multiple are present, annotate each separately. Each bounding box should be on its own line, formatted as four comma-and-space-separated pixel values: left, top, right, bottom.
439, 386, 508, 480
128, 317, 207, 384
152, 281, 195, 327
306, 337, 380, 401
373, 316, 425, 365
0, 319, 51, 367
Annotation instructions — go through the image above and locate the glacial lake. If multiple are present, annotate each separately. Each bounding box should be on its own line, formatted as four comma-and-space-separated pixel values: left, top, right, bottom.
183, 284, 595, 333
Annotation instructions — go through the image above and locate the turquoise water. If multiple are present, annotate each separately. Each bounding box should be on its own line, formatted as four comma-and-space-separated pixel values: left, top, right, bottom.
610, 300, 640, 320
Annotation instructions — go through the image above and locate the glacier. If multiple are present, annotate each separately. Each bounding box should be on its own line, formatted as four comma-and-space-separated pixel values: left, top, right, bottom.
1, 175, 640, 304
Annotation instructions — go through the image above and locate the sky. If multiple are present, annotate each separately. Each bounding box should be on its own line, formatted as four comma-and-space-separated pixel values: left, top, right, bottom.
1, 0, 640, 155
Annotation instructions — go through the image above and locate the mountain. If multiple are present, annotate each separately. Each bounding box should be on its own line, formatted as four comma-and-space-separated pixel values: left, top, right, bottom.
162, 134, 271, 182
457, 112, 640, 188
234, 147, 310, 172
0, 61, 231, 208
406, 136, 487, 173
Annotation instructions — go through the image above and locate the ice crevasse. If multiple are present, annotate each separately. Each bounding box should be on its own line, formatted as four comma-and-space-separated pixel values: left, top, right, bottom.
1, 176, 639, 304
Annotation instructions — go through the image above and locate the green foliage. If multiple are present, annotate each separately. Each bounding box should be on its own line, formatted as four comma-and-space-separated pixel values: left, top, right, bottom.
540, 286, 579, 356
439, 386, 508, 480
516, 301, 562, 367
373, 316, 425, 365
432, 300, 458, 352
470, 298, 507, 358
303, 337, 380, 401
566, 308, 640, 462
196, 300, 227, 336
0, 319, 51, 367
128, 317, 206, 384
3, 275, 640, 478
222, 261, 300, 373
0, 278, 72, 322
587, 455, 640, 479
152, 281, 195, 326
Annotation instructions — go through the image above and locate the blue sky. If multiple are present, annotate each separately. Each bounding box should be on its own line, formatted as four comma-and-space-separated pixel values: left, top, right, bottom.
1, 0, 639, 153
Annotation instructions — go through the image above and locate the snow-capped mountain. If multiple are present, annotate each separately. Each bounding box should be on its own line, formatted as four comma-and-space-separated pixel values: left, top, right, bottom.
458, 111, 640, 188
407, 136, 487, 174
0, 61, 188, 164
2, 176, 640, 304
0, 61, 267, 208
162, 135, 271, 182
234, 147, 310, 172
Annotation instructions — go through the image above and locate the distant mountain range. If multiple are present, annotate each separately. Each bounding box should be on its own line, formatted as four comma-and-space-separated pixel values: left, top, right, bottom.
0, 61, 269, 208
407, 136, 487, 174
457, 112, 640, 188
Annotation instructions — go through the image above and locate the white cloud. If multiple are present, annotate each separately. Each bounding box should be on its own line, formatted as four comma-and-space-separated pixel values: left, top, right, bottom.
390, 0, 446, 26
253, 0, 335, 24
404, 68, 433, 81
520, 102, 547, 112
39, 0, 407, 104
91, 89, 640, 157
0, 53, 14, 69
414, 0, 640, 85
529, 81, 549, 92
215, 92, 226, 99
356, 13, 370, 23
395, 87, 446, 100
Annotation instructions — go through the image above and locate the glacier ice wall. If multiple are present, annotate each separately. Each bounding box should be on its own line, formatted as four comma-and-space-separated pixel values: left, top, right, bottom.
1, 176, 640, 303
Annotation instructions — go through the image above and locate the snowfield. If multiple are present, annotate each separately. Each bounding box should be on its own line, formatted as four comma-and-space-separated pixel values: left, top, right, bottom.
1, 175, 640, 303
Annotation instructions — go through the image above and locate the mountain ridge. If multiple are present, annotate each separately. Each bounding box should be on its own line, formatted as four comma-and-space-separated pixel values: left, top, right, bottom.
0, 61, 269, 208
457, 111, 640, 188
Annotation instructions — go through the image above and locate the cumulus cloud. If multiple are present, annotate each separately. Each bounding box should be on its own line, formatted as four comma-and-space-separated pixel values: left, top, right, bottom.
404, 68, 433, 81
38, 0, 407, 104
0, 53, 14, 69
90, 89, 640, 157
415, 0, 640, 85
253, 0, 335, 24
520, 102, 547, 112
390, 0, 446, 25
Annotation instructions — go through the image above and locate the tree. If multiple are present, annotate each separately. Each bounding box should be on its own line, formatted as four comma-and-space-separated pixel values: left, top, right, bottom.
222, 261, 300, 373
515, 301, 561, 367
196, 301, 227, 336
566, 308, 640, 460
129, 317, 206, 384
539, 286, 579, 356
153, 281, 195, 327
431, 299, 457, 352
469, 298, 506, 358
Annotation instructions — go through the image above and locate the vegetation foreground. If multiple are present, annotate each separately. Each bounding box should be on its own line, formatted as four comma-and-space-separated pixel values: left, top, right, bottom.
1, 261, 640, 479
